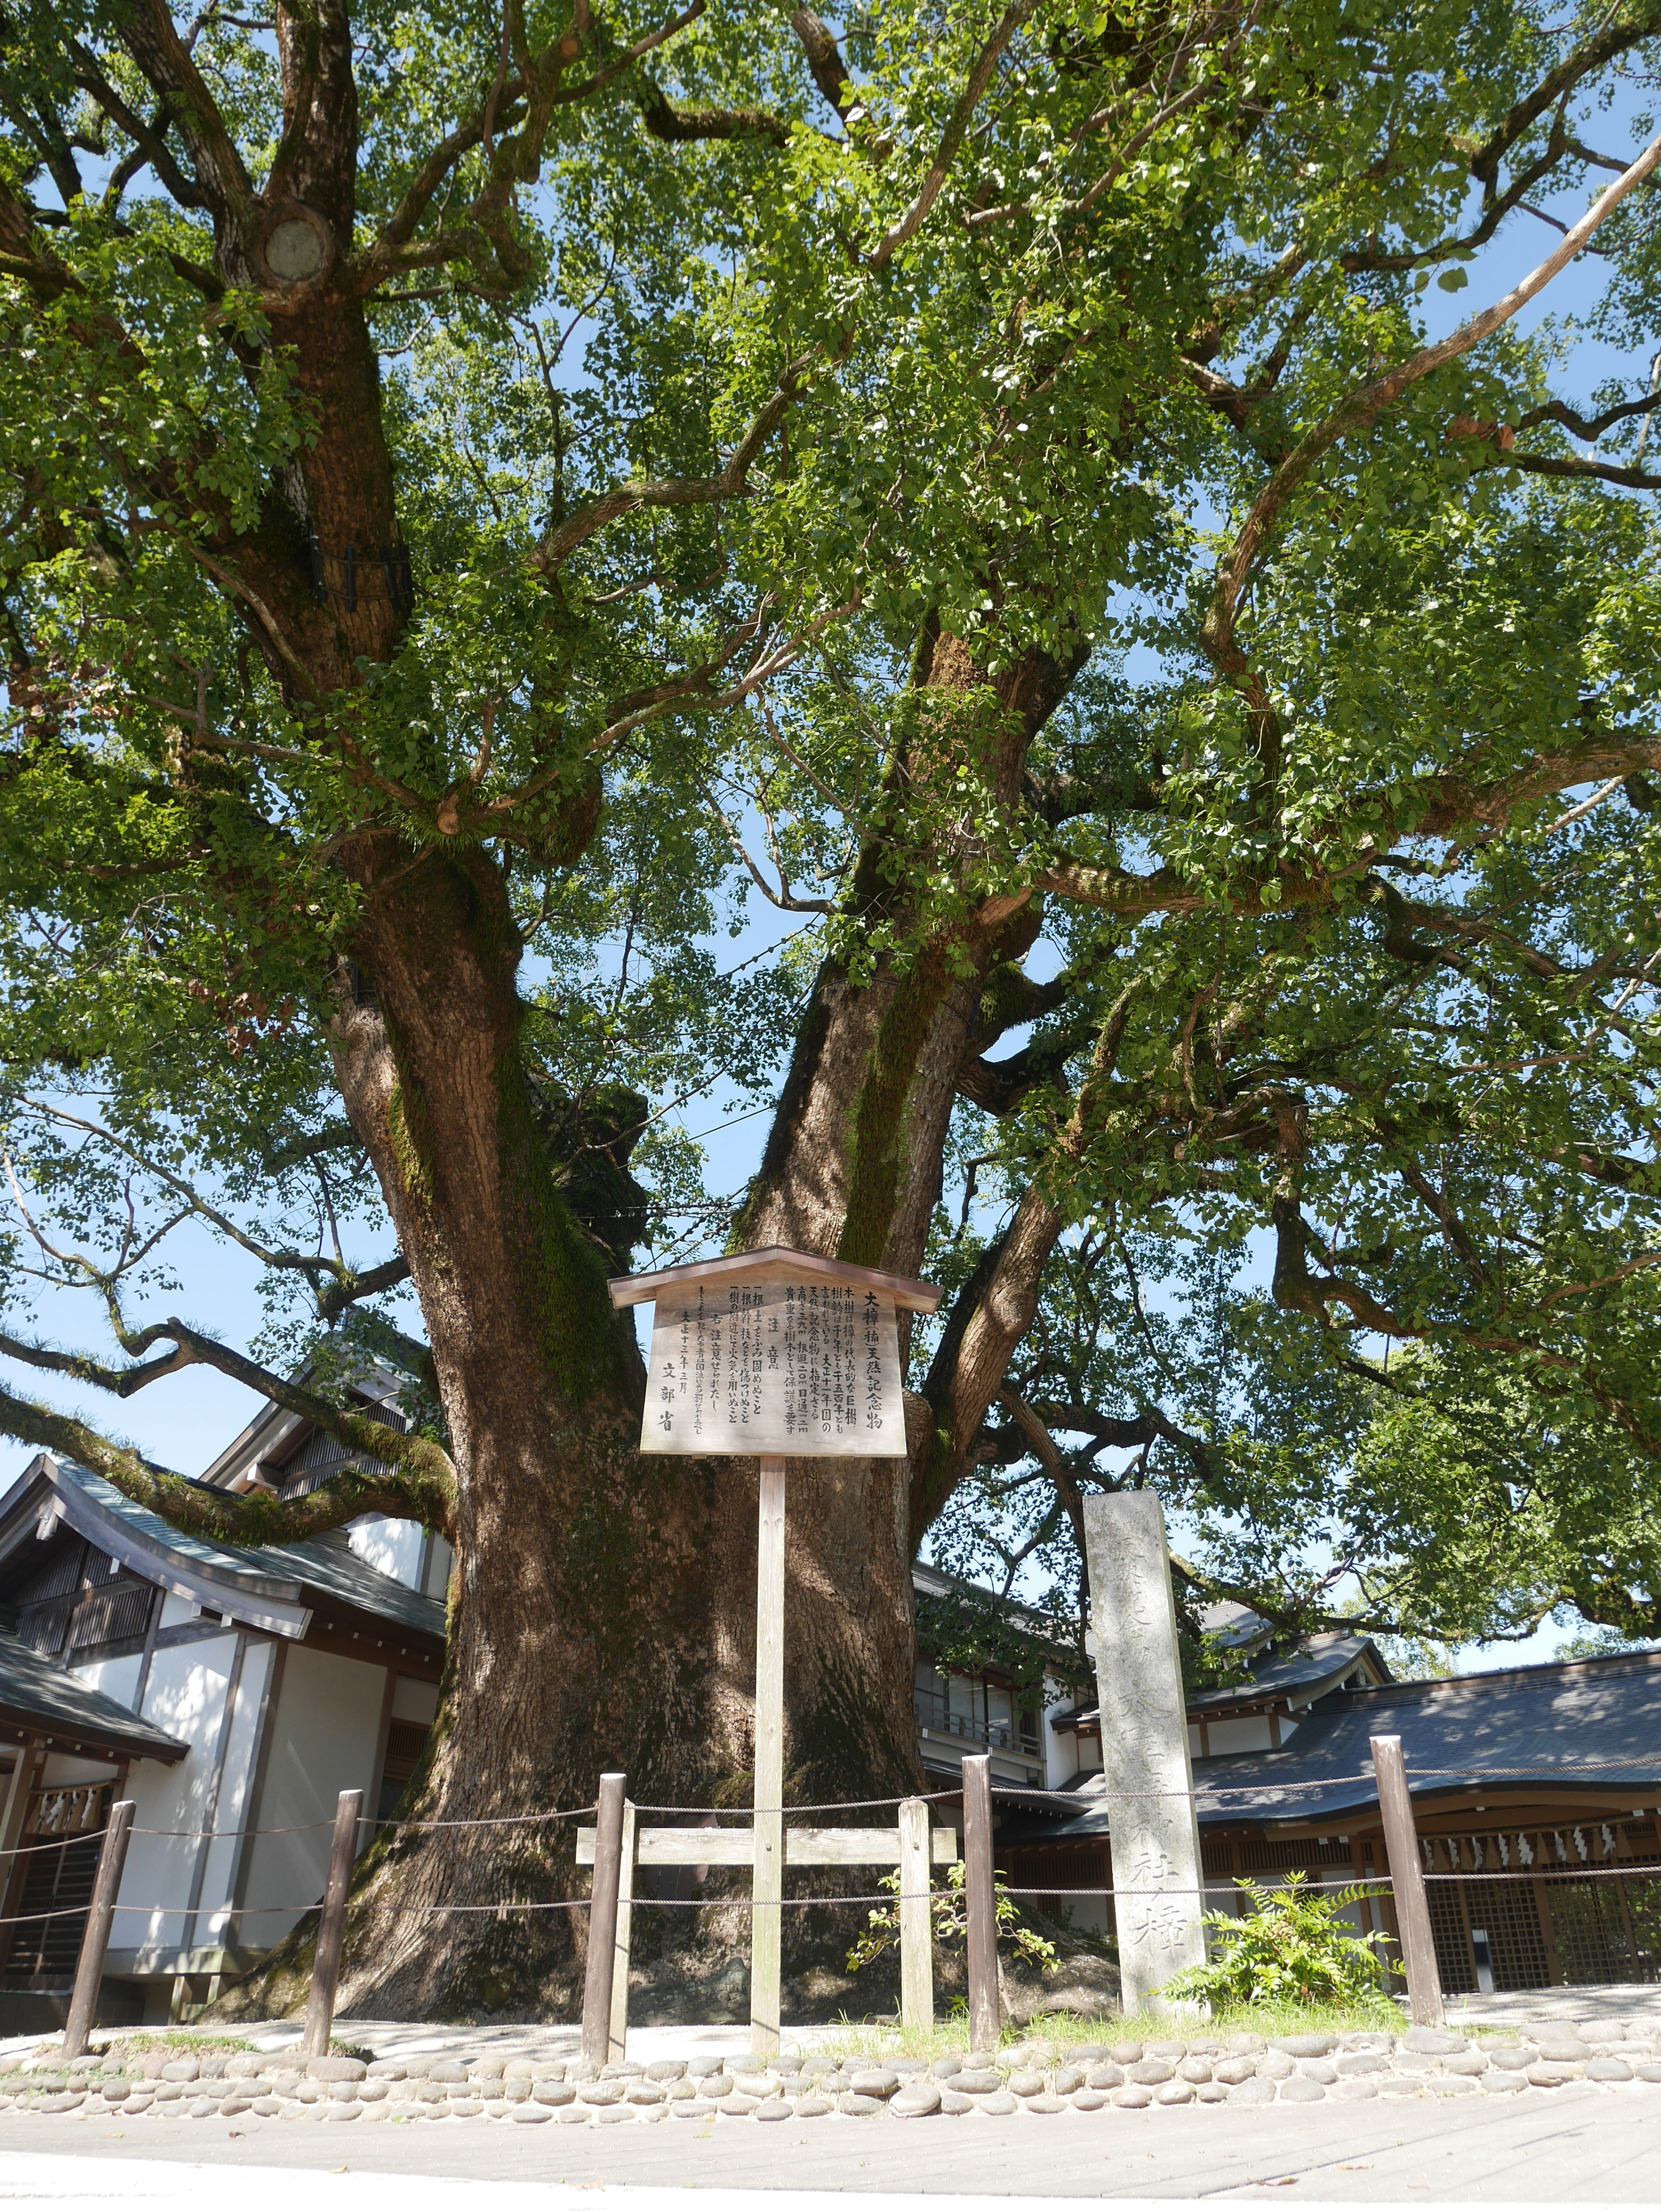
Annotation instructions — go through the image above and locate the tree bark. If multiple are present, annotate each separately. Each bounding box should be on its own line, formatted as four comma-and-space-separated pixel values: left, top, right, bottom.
13, 3, 1095, 2014
220, 630, 1089, 2018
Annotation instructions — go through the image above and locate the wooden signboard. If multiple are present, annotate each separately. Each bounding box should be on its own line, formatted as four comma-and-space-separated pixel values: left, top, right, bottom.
608, 1246, 942, 2056
614, 1248, 936, 1461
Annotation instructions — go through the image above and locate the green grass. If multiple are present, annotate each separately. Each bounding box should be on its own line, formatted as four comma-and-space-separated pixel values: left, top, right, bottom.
800, 1991, 1478, 2063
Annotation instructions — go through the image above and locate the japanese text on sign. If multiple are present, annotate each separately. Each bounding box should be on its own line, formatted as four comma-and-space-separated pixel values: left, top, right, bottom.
640, 1279, 907, 1457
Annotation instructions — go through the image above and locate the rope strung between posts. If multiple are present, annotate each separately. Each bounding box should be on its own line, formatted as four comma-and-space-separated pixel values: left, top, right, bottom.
369, 1805, 597, 1832
0, 1826, 109, 1860
1421, 1864, 1661, 1882
134, 1819, 335, 1839
131, 1805, 596, 1841
30, 1759, 1660, 1862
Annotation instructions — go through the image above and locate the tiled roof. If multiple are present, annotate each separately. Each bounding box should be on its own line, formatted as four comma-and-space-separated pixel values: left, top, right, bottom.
2, 1460, 444, 1647
0, 1631, 187, 1763
1050, 1631, 1383, 1730
1188, 1632, 1382, 1713
1010, 1650, 1661, 1838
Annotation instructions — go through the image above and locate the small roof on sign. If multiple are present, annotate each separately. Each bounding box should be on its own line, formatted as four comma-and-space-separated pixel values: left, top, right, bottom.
608, 1244, 942, 1314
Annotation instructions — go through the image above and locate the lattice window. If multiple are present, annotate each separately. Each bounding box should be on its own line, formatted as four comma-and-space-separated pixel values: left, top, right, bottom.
2, 1781, 112, 1991
1463, 1877, 1550, 1992
1238, 1836, 1354, 1872
67, 1577, 155, 1652
1626, 1874, 1661, 1984
1, 1834, 103, 1986
14, 1602, 72, 1657
12, 1542, 85, 1607
270, 1400, 405, 1500
1546, 1877, 1632, 1984
1425, 1879, 1476, 1994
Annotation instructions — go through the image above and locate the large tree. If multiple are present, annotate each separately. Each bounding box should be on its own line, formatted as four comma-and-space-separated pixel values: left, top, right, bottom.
2, 0, 1660, 2016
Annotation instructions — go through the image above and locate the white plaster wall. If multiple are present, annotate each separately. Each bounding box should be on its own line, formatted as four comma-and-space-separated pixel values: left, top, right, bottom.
348, 1515, 423, 1587
391, 1675, 439, 1725
238, 1642, 388, 1952
1202, 1715, 1276, 1756
114, 1632, 241, 1966
423, 1535, 454, 1599
159, 1591, 202, 1631
39, 1753, 119, 1786
193, 1638, 275, 1949
69, 1653, 143, 1709
1041, 1675, 1078, 1789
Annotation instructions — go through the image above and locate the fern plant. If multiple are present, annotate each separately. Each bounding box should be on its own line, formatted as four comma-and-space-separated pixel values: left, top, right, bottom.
1162, 1873, 1394, 2009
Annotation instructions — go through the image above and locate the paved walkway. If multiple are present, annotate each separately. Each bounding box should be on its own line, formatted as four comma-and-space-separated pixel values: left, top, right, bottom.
1448, 1988, 1661, 2031
3, 2081, 1660, 2200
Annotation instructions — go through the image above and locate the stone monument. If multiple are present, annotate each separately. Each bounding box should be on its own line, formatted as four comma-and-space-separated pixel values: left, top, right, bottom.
1082, 1490, 1207, 2011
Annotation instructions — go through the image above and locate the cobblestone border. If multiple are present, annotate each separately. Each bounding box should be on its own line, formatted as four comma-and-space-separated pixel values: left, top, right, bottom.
6, 2024, 1661, 2126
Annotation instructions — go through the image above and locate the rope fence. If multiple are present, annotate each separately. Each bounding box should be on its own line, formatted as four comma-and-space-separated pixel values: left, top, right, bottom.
11, 1856, 1661, 1936
11, 1744, 1661, 2061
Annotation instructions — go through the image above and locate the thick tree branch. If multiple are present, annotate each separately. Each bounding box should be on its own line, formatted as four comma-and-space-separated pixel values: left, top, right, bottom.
0, 1315, 455, 1497
532, 354, 812, 570
1467, 8, 1661, 195
635, 79, 790, 145
115, 0, 257, 220
867, 0, 1037, 267
0, 1379, 455, 1545
1515, 389, 1661, 442
789, 6, 856, 123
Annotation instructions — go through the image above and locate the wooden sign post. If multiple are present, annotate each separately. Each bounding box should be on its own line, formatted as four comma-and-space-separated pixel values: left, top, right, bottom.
609, 1245, 943, 2058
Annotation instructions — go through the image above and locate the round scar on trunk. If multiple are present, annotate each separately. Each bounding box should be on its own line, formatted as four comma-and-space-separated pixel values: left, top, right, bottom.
257, 203, 335, 288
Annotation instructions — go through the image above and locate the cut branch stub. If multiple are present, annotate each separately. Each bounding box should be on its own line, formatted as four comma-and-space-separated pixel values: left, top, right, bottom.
253, 200, 337, 293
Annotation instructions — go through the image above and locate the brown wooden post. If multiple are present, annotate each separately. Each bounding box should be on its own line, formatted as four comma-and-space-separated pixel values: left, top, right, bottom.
1369, 1735, 1444, 2027
581, 1773, 627, 2065
61, 1798, 135, 2059
0, 1737, 46, 1978
962, 1754, 998, 2051
300, 1788, 364, 2058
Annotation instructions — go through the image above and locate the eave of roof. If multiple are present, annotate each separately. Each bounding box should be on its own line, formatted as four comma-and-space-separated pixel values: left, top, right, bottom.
0, 1459, 444, 1649
911, 1559, 1073, 1653
1187, 1633, 1385, 1714
1050, 1633, 1385, 1732
0, 1631, 188, 1764
1005, 1650, 1661, 1840
608, 1245, 942, 1313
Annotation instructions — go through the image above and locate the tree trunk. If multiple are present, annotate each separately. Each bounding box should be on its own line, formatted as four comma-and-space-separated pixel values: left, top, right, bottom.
218, 630, 1085, 2020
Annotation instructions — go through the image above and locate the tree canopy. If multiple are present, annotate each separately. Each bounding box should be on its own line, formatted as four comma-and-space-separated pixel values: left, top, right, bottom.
3, 0, 1661, 2007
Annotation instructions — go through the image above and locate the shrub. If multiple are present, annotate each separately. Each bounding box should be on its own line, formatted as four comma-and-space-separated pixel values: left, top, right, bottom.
1161, 1872, 1394, 2009
846, 1861, 1058, 1975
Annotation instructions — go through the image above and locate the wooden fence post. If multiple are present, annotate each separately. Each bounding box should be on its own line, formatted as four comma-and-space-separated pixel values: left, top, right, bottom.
1370, 1734, 1445, 2027
962, 1754, 998, 2052
582, 1773, 627, 2065
62, 1798, 135, 2059
898, 1795, 933, 2034
300, 1788, 365, 2059
608, 1797, 637, 2064
750, 1454, 787, 2060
